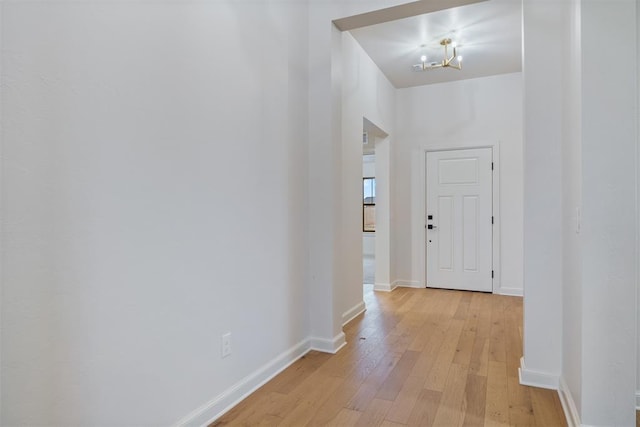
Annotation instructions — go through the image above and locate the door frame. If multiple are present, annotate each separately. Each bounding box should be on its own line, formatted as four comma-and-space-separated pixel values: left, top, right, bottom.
421, 142, 501, 294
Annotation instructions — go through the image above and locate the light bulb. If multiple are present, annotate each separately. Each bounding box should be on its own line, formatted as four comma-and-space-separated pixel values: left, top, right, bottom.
420, 55, 427, 62
457, 55, 463, 62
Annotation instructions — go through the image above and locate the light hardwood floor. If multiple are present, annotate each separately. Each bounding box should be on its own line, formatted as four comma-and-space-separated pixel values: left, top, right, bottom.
213, 286, 567, 426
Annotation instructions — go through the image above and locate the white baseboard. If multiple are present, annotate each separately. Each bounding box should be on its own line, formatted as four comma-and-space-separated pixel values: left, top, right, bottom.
393, 280, 424, 289
558, 376, 581, 427
374, 282, 397, 292
310, 332, 347, 354
342, 301, 366, 326
636, 390, 640, 410
518, 357, 559, 390
495, 286, 523, 297
176, 338, 311, 426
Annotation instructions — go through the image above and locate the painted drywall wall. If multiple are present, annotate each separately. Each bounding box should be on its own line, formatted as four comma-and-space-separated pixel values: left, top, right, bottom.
307, 0, 410, 346
523, 2, 638, 424
561, 0, 583, 415
340, 31, 395, 315
638, 0, 640, 410
521, 0, 564, 389
363, 235, 375, 257
362, 154, 376, 178
579, 0, 637, 423
0, 3, 3, 421
374, 136, 393, 290
394, 72, 523, 294
363, 155, 375, 177
1, 1, 310, 424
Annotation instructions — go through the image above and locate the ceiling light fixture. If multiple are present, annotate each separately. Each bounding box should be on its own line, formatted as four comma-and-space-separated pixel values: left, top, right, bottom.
413, 38, 462, 71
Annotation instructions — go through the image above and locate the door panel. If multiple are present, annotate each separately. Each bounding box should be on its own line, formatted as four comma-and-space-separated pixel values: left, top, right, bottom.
426, 148, 492, 292
463, 195, 478, 272
437, 196, 453, 271
439, 158, 478, 184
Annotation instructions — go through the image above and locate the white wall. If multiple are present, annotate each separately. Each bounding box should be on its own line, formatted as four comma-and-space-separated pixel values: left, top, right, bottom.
1, 0, 410, 423
579, 1, 637, 423
561, 0, 583, 415
340, 31, 395, 314
638, 0, 640, 409
363, 235, 375, 257
307, 0, 411, 348
521, 0, 565, 389
363, 155, 375, 178
523, 1, 638, 425
374, 136, 393, 289
0, 3, 3, 421
394, 73, 523, 294
1, 1, 310, 424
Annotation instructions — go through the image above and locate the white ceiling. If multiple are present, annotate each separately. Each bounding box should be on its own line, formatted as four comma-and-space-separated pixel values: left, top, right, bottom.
348, 0, 522, 88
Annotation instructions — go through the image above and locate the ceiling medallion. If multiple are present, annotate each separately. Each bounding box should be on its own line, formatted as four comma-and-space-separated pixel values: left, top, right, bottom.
413, 38, 462, 71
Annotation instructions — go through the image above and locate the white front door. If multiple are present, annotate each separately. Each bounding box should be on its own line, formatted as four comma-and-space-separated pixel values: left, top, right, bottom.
426, 148, 493, 292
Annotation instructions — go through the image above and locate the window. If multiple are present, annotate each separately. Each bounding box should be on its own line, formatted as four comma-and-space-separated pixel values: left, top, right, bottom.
363, 177, 376, 232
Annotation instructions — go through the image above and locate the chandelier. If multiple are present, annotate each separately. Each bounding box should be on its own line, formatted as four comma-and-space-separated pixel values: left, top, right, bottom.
413, 38, 462, 71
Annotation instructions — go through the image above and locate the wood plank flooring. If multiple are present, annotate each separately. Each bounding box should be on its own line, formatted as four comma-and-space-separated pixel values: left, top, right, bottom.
212, 286, 567, 426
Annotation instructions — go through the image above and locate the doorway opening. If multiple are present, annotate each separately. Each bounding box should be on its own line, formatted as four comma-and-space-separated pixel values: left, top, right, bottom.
361, 117, 389, 293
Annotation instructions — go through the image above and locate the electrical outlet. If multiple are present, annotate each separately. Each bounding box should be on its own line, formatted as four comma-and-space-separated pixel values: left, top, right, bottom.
221, 333, 232, 358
